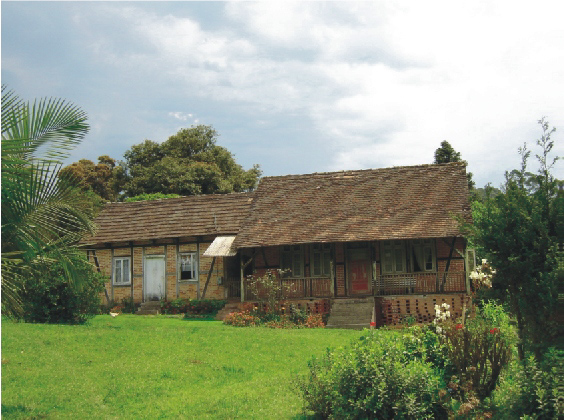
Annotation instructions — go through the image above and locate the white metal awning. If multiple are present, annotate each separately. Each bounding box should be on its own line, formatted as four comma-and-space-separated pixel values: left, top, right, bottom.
203, 235, 238, 257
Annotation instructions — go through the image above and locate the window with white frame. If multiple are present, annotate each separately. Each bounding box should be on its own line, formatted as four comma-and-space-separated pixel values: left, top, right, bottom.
179, 253, 197, 281
113, 257, 131, 285
312, 243, 331, 277
281, 245, 303, 277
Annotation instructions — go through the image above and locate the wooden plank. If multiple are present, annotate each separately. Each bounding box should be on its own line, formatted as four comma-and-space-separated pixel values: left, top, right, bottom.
200, 257, 216, 299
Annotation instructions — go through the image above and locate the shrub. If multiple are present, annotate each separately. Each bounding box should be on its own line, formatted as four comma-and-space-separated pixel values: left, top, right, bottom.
223, 310, 260, 327
20, 254, 106, 324
120, 296, 138, 314
438, 302, 514, 401
296, 330, 446, 419
161, 298, 187, 314
186, 299, 226, 315
489, 348, 563, 419
160, 299, 227, 315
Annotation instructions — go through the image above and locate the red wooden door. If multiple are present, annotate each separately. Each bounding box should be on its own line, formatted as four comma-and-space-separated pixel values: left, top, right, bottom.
347, 248, 371, 295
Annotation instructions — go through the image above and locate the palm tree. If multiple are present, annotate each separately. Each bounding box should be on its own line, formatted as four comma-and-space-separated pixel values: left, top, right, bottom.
2, 86, 96, 315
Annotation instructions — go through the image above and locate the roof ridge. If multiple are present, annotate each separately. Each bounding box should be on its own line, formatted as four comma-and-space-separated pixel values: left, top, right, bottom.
259, 162, 466, 181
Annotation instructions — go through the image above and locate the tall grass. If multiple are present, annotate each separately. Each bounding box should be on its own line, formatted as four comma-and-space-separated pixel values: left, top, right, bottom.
1, 316, 363, 419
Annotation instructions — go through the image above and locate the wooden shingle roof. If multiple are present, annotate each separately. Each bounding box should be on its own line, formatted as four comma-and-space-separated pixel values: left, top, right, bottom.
233, 163, 471, 248
83, 192, 253, 245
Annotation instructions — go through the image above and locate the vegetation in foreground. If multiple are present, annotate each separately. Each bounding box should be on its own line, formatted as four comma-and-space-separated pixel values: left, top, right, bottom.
1, 315, 364, 419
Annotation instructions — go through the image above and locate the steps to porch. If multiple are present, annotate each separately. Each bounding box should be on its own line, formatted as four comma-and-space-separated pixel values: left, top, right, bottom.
215, 302, 242, 321
136, 301, 161, 315
325, 298, 374, 329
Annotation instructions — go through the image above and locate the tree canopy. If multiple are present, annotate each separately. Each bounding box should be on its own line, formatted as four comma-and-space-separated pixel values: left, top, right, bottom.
60, 155, 125, 201
469, 118, 561, 359
122, 125, 261, 198
433, 140, 475, 190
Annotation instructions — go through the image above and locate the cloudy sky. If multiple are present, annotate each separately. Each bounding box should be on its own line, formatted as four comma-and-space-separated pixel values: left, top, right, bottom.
2, 1, 563, 188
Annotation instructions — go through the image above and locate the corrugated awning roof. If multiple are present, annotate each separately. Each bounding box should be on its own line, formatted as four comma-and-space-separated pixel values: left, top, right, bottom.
203, 235, 237, 257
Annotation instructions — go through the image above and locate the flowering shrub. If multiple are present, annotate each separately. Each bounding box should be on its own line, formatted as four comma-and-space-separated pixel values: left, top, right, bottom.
223, 310, 260, 327
469, 259, 495, 291
224, 311, 325, 329
437, 303, 513, 401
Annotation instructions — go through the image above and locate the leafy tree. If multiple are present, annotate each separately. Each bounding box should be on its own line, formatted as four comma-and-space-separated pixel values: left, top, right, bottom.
434, 140, 475, 190
60, 155, 126, 201
122, 125, 261, 197
125, 193, 181, 202
469, 118, 560, 360
1, 86, 96, 316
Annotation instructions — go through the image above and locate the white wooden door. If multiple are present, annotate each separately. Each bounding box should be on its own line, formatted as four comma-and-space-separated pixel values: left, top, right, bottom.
144, 255, 165, 301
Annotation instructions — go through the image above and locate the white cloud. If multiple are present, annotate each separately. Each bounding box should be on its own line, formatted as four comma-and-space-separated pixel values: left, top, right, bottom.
21, 1, 562, 185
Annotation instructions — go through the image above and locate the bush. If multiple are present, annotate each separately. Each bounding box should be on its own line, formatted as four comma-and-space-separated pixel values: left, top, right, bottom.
160, 299, 227, 315
441, 302, 513, 401
489, 348, 563, 419
20, 254, 106, 324
120, 296, 138, 314
295, 330, 446, 419
186, 299, 226, 315
223, 310, 260, 327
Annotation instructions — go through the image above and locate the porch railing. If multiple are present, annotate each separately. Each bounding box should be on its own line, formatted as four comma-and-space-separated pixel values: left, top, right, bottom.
225, 277, 332, 300
373, 271, 466, 296
224, 272, 467, 300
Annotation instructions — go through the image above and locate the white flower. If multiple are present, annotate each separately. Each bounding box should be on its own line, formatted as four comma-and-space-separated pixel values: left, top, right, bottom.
482, 259, 487, 265
445, 311, 451, 318
442, 303, 450, 309
436, 326, 443, 334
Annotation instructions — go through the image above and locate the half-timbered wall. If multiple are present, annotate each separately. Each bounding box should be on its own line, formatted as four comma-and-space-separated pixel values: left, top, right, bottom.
87, 237, 227, 304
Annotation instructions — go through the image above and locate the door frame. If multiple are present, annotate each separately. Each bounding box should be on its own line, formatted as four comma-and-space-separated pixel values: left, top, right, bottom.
346, 244, 373, 296
143, 254, 166, 301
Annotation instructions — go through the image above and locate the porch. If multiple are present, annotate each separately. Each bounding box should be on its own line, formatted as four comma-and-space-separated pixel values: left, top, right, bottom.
224, 271, 467, 300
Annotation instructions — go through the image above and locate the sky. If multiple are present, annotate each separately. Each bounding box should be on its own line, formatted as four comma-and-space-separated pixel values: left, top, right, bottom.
2, 1, 563, 188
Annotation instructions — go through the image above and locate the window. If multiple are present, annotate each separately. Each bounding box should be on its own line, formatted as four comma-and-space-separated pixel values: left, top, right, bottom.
380, 239, 436, 274
113, 257, 131, 285
312, 243, 331, 277
281, 245, 303, 277
179, 253, 197, 281
381, 241, 406, 274
410, 239, 436, 272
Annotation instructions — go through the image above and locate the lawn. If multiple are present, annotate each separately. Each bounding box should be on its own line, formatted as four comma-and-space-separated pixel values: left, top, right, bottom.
1, 315, 365, 419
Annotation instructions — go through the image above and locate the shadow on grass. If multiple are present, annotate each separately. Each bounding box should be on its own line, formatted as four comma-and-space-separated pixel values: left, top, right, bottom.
1, 403, 47, 418
182, 314, 218, 321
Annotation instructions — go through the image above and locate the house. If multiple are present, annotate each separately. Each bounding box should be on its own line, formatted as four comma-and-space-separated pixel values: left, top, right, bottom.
82, 193, 253, 305
83, 162, 473, 326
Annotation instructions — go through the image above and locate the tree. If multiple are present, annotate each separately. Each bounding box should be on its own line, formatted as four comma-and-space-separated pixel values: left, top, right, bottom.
60, 155, 125, 201
1, 86, 96, 316
469, 118, 560, 360
434, 140, 475, 190
122, 125, 261, 198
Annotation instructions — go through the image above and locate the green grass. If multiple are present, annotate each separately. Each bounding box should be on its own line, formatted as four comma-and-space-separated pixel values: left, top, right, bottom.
1, 315, 364, 419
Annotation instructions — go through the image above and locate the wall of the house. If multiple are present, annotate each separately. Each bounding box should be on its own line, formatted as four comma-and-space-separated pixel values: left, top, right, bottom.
247, 237, 466, 299
87, 236, 227, 305
377, 293, 472, 326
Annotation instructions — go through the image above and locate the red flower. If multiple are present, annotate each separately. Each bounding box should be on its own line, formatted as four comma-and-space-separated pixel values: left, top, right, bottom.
490, 328, 499, 334
456, 324, 464, 330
